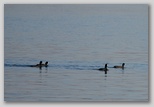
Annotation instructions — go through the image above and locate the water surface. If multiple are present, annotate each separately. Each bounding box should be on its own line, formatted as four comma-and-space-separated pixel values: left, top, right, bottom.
4, 4, 148, 102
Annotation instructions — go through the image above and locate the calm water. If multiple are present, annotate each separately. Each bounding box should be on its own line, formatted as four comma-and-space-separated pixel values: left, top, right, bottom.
4, 4, 148, 102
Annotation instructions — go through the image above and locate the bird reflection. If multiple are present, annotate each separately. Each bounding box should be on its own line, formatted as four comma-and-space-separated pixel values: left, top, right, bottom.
39, 66, 48, 73
45, 66, 48, 73
39, 66, 42, 73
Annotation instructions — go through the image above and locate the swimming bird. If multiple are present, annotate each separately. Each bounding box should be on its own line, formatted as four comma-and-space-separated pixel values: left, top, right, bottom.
113, 63, 125, 69
30, 61, 43, 67
98, 63, 108, 71
41, 61, 48, 67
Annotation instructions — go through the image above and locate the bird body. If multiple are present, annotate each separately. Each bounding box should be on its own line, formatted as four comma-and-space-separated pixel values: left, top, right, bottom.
98, 63, 108, 71
41, 61, 48, 67
30, 61, 48, 67
30, 61, 42, 67
98, 68, 108, 71
113, 63, 125, 68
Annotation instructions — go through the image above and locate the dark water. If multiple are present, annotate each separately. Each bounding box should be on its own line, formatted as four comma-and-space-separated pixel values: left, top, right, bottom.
4, 4, 148, 101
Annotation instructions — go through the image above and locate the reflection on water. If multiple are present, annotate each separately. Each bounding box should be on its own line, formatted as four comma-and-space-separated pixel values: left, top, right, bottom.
4, 62, 148, 101
4, 4, 148, 101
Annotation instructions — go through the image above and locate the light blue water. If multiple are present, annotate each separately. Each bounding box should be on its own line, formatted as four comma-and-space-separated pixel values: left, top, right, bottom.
4, 4, 148, 101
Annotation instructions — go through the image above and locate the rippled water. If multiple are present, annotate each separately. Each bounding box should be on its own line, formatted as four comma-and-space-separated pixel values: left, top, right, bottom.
4, 4, 148, 101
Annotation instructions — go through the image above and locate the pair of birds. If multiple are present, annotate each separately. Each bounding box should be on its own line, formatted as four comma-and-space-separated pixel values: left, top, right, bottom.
98, 63, 125, 72
31, 61, 48, 67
